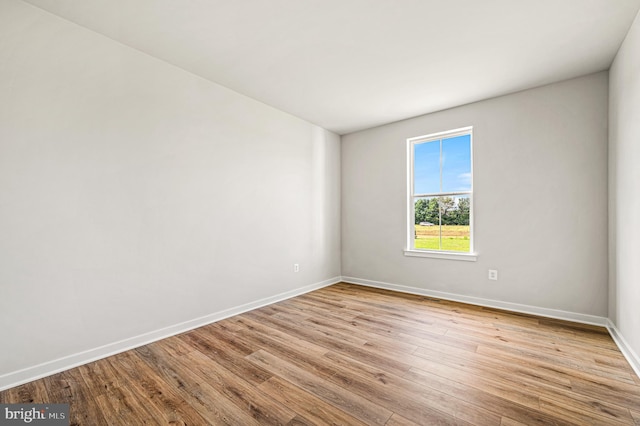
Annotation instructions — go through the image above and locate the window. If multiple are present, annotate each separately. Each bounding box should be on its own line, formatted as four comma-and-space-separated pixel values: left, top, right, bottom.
406, 127, 475, 260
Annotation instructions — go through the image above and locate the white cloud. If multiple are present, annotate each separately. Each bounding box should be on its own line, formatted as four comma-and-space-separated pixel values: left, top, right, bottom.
458, 172, 472, 184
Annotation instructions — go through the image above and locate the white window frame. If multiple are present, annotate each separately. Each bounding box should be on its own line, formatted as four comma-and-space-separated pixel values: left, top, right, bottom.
404, 126, 477, 261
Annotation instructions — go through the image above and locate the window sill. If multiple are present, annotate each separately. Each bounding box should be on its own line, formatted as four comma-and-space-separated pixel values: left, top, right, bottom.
404, 249, 477, 262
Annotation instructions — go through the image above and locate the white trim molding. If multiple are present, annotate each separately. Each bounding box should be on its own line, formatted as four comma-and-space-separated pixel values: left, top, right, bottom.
4, 275, 638, 392
407, 126, 475, 256
404, 249, 477, 261
0, 276, 341, 392
341, 276, 608, 326
607, 320, 640, 379
342, 276, 640, 379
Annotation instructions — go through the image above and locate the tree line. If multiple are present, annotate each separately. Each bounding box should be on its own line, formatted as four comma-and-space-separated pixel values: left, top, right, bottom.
415, 197, 470, 226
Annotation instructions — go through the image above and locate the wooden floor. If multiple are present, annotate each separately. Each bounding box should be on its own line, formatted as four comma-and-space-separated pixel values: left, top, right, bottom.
2, 283, 640, 425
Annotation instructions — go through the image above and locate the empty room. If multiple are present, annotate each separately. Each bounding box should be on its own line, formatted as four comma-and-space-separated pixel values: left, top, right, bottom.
1, 0, 640, 424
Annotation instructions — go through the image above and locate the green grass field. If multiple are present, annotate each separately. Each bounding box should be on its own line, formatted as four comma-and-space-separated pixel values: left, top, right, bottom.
414, 225, 470, 252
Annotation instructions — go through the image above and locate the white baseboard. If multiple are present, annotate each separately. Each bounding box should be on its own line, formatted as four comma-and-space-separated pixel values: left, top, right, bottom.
341, 276, 609, 326
4, 275, 638, 391
341, 276, 640, 379
607, 320, 640, 378
0, 276, 341, 392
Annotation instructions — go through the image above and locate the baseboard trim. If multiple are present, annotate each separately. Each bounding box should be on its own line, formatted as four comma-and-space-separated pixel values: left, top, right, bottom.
0, 276, 341, 392
341, 276, 609, 327
341, 276, 640, 379
607, 320, 640, 378
5, 276, 637, 391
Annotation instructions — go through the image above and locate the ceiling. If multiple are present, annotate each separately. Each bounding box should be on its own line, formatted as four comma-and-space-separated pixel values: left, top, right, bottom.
23, 0, 640, 135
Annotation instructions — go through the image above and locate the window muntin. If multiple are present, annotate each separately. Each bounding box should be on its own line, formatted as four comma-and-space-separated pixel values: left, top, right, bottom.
408, 127, 473, 254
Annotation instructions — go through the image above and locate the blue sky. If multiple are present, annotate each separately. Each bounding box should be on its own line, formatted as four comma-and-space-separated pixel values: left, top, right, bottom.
414, 134, 471, 194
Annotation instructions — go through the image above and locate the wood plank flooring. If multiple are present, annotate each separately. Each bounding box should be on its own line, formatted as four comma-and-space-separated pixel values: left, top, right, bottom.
2, 283, 639, 425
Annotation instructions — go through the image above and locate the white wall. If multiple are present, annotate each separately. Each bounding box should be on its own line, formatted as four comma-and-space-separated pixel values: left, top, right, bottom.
0, 0, 340, 383
342, 73, 609, 316
609, 11, 640, 362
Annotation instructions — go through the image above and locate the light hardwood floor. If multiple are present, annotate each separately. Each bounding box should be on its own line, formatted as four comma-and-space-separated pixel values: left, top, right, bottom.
2, 283, 639, 425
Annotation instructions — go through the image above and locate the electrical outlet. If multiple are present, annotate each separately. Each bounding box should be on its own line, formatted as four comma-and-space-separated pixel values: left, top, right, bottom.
488, 269, 498, 281
294, 263, 299, 272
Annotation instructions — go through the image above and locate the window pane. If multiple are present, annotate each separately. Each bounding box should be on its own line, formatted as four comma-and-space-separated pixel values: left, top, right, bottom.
414, 197, 441, 250
442, 134, 471, 192
414, 140, 440, 194
440, 195, 470, 252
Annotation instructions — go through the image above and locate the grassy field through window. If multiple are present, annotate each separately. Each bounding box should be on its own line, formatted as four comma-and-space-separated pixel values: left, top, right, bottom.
414, 224, 470, 252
